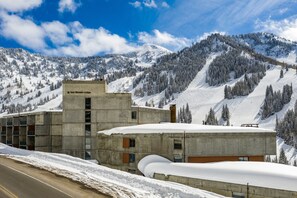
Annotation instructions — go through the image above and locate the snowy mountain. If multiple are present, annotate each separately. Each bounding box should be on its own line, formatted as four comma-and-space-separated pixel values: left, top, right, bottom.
0, 33, 296, 132
0, 44, 171, 114
233, 32, 297, 65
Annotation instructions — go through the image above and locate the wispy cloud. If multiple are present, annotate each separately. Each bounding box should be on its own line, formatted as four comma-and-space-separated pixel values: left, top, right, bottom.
138, 29, 191, 51
58, 0, 81, 13
161, 2, 170, 8
0, 0, 42, 12
130, 0, 167, 9
143, 0, 157, 8
255, 17, 297, 41
129, 1, 142, 9
155, 0, 288, 37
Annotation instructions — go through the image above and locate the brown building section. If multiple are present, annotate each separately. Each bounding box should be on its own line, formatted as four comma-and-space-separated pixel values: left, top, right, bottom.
188, 156, 264, 163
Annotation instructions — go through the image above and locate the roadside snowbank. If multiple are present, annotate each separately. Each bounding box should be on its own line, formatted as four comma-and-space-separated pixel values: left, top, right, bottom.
0, 144, 223, 198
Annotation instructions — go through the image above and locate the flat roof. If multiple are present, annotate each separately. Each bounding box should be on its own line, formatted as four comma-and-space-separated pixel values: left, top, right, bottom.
0, 110, 62, 118
99, 123, 274, 135
63, 79, 106, 84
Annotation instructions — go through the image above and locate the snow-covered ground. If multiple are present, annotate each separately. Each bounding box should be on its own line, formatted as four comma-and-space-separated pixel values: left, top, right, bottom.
277, 137, 297, 165
139, 155, 297, 192
0, 143, 224, 198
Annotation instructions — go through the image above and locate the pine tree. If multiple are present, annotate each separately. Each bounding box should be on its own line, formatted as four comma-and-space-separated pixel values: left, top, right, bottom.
279, 148, 288, 164
205, 108, 218, 125
280, 69, 284, 78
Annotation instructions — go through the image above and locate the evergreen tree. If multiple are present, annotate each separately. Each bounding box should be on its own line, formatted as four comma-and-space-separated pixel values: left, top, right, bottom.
279, 148, 288, 164
280, 69, 284, 78
177, 103, 192, 123
205, 108, 218, 125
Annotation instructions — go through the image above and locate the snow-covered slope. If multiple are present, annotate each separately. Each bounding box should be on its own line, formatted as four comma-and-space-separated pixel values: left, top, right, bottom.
0, 143, 223, 198
234, 32, 297, 64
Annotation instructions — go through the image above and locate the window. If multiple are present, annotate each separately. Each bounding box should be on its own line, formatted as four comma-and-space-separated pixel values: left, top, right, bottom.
173, 155, 183, 162
85, 111, 91, 123
85, 151, 91, 160
85, 137, 91, 149
232, 192, 245, 198
85, 98, 91, 109
174, 139, 182, 150
127, 169, 136, 174
123, 138, 135, 148
123, 153, 136, 163
239, 157, 249, 161
131, 111, 137, 119
129, 153, 135, 163
85, 124, 91, 136
129, 139, 135, 147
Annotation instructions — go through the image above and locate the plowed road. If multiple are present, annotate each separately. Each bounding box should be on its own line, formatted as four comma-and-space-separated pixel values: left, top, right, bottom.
0, 157, 109, 198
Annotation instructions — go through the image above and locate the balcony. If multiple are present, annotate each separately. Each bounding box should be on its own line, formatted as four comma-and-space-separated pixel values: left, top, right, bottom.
20, 120, 27, 126
6, 121, 12, 126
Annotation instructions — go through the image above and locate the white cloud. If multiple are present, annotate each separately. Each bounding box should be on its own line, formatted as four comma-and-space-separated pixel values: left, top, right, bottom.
58, 0, 80, 13
53, 26, 136, 56
0, 13, 46, 50
138, 29, 191, 51
42, 21, 72, 46
161, 2, 170, 8
0, 0, 42, 12
0, 12, 136, 57
255, 18, 297, 41
143, 0, 157, 8
129, 1, 142, 8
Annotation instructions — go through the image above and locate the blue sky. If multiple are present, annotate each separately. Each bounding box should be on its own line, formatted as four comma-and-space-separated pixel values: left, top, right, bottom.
0, 0, 297, 56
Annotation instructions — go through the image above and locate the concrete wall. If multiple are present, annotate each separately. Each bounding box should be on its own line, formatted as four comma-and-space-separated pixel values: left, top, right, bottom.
154, 173, 297, 198
97, 132, 276, 173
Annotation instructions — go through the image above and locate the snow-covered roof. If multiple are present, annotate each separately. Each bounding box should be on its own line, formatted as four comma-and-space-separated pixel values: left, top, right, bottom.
139, 155, 297, 192
0, 110, 62, 118
99, 123, 274, 135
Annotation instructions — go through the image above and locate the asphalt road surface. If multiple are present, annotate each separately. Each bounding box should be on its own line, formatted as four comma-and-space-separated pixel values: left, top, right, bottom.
0, 157, 109, 198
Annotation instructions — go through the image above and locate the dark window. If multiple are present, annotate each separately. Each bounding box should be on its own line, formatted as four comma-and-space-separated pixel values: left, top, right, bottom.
85, 98, 91, 109
131, 111, 137, 119
174, 155, 183, 162
85, 124, 91, 136
129, 139, 135, 147
85, 111, 91, 123
127, 169, 136, 174
85, 151, 91, 160
129, 153, 135, 163
174, 139, 182, 150
239, 157, 249, 161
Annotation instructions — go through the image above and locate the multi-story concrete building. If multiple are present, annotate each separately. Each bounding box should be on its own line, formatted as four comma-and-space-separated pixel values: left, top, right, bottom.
97, 123, 276, 174
0, 111, 62, 152
0, 80, 172, 160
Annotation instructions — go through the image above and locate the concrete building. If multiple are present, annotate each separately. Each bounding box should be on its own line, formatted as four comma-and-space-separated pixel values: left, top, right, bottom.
97, 123, 276, 174
0, 80, 172, 160
0, 111, 62, 152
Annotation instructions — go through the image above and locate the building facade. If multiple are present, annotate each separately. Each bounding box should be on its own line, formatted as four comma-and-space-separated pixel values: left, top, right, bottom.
0, 111, 62, 152
0, 80, 172, 160
97, 123, 276, 174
